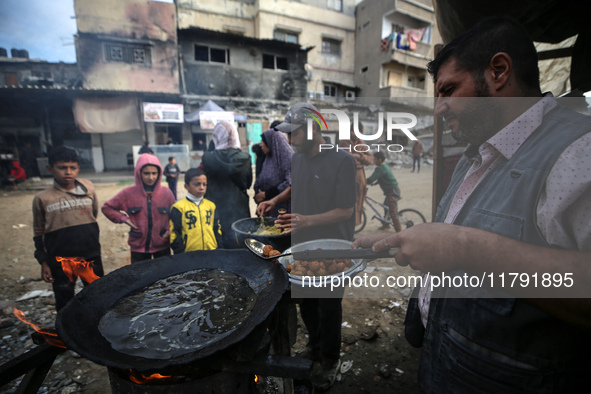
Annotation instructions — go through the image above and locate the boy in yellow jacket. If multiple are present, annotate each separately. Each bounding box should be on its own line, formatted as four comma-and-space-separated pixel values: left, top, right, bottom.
170, 168, 222, 252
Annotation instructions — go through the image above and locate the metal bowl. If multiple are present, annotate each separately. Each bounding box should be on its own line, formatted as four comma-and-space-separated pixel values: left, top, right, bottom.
277, 239, 367, 286
231, 217, 291, 252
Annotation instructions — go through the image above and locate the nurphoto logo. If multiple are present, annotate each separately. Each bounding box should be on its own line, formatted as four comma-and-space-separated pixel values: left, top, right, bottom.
303, 108, 418, 153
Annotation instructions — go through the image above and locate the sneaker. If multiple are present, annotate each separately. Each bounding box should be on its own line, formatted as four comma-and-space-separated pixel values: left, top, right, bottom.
311, 359, 341, 391
378, 223, 391, 231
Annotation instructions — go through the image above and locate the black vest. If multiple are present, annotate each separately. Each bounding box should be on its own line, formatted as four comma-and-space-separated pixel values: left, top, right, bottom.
416, 105, 591, 392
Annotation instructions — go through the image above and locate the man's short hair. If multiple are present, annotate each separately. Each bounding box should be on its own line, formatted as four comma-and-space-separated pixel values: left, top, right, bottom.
373, 151, 386, 161
184, 168, 206, 184
270, 120, 282, 130
168, 156, 174, 161
48, 146, 78, 166
427, 16, 540, 94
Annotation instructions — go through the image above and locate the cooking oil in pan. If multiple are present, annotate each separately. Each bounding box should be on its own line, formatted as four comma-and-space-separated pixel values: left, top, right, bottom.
98, 269, 256, 359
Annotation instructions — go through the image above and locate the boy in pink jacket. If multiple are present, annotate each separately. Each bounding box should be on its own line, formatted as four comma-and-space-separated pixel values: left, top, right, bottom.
102, 154, 176, 263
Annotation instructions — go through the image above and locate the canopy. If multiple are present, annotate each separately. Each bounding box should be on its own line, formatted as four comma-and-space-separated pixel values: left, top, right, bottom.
185, 99, 247, 124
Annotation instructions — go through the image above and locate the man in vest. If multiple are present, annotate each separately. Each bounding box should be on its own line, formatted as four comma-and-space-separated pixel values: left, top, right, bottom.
354, 16, 591, 392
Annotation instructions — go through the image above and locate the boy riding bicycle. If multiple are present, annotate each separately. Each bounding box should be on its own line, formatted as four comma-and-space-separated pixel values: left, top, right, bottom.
366, 151, 402, 232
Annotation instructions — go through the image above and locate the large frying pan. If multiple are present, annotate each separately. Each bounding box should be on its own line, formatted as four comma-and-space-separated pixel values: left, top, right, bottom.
55, 249, 288, 371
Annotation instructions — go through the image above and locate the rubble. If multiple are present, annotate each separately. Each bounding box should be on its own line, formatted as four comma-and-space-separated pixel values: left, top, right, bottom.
0, 285, 106, 394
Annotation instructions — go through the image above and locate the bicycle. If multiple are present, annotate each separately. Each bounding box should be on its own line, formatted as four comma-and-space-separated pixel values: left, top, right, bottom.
354, 193, 426, 233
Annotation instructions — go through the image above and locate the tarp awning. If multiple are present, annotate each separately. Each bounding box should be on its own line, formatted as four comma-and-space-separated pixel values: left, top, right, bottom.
73, 97, 140, 133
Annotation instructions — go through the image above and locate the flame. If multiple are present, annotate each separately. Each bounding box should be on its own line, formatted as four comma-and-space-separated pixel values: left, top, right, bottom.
55, 256, 100, 283
128, 369, 172, 384
254, 375, 261, 384
13, 307, 66, 349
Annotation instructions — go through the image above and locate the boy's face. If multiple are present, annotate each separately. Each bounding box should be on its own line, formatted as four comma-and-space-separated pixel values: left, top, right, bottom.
141, 165, 159, 186
47, 161, 79, 190
169, 158, 176, 165
373, 156, 383, 165
185, 175, 207, 198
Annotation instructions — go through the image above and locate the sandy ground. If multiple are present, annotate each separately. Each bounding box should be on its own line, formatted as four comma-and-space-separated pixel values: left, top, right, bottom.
0, 163, 432, 393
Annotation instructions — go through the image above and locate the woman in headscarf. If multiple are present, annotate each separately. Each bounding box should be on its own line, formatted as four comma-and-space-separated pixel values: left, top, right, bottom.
254, 129, 292, 216
201, 121, 252, 248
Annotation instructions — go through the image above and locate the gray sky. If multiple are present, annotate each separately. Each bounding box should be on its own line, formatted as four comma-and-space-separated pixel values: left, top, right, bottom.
0, 0, 78, 62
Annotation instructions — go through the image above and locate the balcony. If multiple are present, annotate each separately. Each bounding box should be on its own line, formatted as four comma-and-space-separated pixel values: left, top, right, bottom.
389, 41, 431, 69
379, 85, 432, 110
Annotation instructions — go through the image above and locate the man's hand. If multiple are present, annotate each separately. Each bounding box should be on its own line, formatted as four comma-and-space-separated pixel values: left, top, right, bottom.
257, 200, 275, 217
41, 262, 54, 283
274, 213, 310, 234
353, 223, 467, 273
124, 219, 139, 230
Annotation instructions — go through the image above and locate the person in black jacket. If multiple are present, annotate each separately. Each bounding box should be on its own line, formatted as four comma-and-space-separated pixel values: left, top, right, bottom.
200, 121, 252, 248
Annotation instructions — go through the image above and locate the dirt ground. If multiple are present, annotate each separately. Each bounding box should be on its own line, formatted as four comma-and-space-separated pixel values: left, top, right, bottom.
0, 163, 432, 393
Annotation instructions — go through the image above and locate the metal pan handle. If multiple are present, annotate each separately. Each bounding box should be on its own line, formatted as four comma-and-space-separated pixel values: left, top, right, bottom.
292, 248, 398, 261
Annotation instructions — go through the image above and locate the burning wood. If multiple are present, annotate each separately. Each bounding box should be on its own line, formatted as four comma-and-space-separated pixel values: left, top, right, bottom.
12, 307, 66, 349
55, 256, 100, 283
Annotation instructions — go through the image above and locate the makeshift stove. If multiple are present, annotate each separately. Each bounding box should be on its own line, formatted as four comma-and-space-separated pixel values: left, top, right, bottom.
106, 297, 310, 394
1, 250, 312, 394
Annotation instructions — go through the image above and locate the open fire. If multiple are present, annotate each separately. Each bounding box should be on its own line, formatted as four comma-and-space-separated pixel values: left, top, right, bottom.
12, 307, 66, 348
55, 256, 100, 283
12, 256, 100, 349
128, 369, 172, 385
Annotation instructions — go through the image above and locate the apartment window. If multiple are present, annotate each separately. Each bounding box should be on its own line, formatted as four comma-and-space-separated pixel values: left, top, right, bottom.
108, 45, 124, 61
274, 30, 299, 44
324, 83, 337, 97
195, 45, 230, 64
263, 54, 289, 70
327, 0, 343, 12
31, 70, 52, 79
408, 75, 426, 90
104, 43, 151, 66
322, 38, 341, 55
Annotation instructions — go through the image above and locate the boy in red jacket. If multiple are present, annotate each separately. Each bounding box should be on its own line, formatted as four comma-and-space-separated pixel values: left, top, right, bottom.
102, 154, 176, 263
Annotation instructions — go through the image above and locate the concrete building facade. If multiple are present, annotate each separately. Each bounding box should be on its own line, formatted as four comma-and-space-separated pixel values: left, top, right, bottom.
73, 0, 182, 171
177, 0, 358, 103
355, 0, 439, 99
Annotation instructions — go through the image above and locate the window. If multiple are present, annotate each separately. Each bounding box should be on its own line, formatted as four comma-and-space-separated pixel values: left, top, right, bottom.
109, 45, 124, 61
322, 38, 341, 56
274, 30, 299, 44
263, 54, 289, 70
104, 43, 151, 66
194, 45, 230, 64
327, 0, 342, 12
407, 75, 426, 90
360, 66, 369, 73
388, 71, 403, 87
324, 84, 337, 97
31, 70, 52, 79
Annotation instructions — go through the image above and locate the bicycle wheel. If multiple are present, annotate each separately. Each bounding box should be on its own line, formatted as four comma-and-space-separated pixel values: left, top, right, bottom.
398, 208, 426, 229
354, 210, 367, 233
